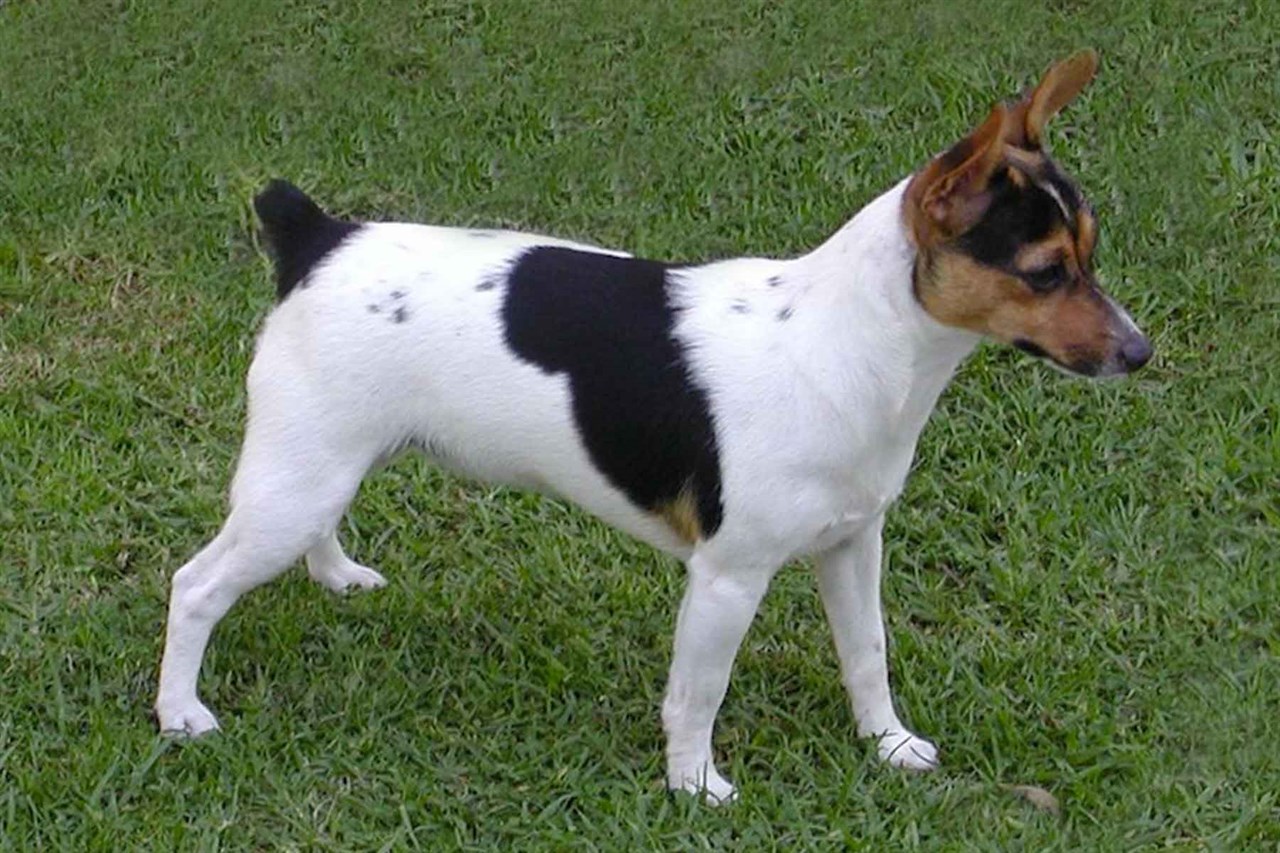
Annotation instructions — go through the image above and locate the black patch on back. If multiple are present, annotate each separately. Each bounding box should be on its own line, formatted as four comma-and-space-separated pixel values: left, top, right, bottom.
956, 169, 1067, 269
253, 179, 360, 301
503, 247, 724, 537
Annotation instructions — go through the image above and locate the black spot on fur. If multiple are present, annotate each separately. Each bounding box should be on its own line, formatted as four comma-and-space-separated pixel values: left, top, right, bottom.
776, 306, 793, 322
475, 276, 500, 292
392, 306, 408, 323
956, 169, 1067, 269
367, 304, 380, 313
730, 300, 750, 314
767, 276, 782, 288
469, 230, 498, 238
391, 290, 405, 300
503, 247, 723, 537
253, 179, 360, 301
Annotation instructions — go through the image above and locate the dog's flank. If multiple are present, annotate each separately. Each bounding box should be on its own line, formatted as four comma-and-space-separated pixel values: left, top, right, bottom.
156, 51, 1151, 804
502, 246, 724, 541
253, 179, 361, 301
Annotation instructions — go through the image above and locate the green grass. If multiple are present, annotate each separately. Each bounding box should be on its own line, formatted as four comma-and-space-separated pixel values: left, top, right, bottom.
2, 0, 1277, 848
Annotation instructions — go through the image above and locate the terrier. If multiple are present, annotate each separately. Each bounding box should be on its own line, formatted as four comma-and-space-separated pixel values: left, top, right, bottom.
156, 50, 1150, 802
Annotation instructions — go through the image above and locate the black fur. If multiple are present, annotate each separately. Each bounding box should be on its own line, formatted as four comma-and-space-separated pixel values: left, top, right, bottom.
254, 180, 360, 301
1013, 338, 1049, 358
503, 247, 724, 537
957, 169, 1068, 269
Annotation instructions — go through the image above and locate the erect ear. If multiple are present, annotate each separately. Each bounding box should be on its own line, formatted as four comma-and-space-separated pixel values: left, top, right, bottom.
1012, 49, 1098, 148
911, 103, 1009, 243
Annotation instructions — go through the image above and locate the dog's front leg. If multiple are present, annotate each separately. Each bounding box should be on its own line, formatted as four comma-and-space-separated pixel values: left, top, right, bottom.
662, 553, 773, 804
816, 518, 939, 771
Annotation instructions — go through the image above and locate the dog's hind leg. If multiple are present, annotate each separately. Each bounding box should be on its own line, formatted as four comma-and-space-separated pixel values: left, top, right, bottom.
154, 422, 375, 736
305, 531, 387, 593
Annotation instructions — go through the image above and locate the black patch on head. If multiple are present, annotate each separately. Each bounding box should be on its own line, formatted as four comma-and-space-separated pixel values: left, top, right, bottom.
253, 179, 360, 301
392, 306, 408, 323
1038, 159, 1084, 222
776, 306, 793, 322
730, 299, 750, 314
503, 247, 723, 537
766, 276, 782, 288
955, 168, 1070, 269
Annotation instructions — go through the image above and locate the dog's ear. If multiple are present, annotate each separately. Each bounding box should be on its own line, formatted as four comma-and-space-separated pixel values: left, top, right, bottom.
1009, 49, 1098, 149
907, 103, 1009, 244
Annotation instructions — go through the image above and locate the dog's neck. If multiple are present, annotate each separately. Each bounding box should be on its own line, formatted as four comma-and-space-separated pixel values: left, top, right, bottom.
781, 178, 979, 427
801, 178, 977, 364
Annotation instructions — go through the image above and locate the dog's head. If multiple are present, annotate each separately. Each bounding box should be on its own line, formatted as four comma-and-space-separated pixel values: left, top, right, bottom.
904, 50, 1151, 377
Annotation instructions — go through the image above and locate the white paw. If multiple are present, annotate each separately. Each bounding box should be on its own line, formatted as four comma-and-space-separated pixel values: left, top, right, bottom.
876, 730, 939, 771
310, 559, 387, 594
156, 700, 221, 737
668, 763, 738, 805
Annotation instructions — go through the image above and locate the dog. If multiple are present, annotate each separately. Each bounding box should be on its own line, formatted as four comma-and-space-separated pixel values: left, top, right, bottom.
155, 50, 1150, 802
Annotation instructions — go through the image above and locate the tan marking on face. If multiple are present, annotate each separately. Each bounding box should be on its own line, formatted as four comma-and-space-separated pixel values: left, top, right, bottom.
917, 251, 1119, 372
656, 487, 701, 544
1076, 207, 1097, 263
1014, 238, 1067, 273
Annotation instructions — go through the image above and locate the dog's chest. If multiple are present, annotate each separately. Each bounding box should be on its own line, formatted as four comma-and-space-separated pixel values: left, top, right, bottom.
786, 362, 959, 554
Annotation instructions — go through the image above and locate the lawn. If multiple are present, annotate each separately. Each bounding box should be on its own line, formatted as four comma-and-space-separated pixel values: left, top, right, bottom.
1, 0, 1276, 848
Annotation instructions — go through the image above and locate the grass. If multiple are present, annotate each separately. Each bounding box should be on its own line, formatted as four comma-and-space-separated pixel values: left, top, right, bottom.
1, 0, 1277, 848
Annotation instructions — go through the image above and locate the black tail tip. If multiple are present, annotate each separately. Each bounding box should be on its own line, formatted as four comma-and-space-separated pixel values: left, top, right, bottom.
252, 179, 359, 301
253, 179, 323, 234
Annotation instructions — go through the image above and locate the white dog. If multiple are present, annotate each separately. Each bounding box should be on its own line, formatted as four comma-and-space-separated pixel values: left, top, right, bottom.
156, 51, 1149, 802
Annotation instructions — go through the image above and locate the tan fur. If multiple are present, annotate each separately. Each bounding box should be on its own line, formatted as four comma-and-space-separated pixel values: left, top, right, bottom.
1076, 207, 1097, 261
903, 50, 1120, 372
1021, 50, 1098, 147
905, 104, 1009, 246
656, 487, 702, 544
915, 252, 1115, 369
1014, 234, 1069, 272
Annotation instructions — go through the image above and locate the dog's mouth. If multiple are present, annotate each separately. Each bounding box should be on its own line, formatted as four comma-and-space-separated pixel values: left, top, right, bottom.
1012, 334, 1152, 378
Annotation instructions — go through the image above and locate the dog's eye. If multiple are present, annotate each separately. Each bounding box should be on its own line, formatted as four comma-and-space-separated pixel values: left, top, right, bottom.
1022, 262, 1066, 292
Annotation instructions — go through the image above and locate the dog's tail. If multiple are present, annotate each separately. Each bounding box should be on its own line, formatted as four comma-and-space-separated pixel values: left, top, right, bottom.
253, 179, 360, 301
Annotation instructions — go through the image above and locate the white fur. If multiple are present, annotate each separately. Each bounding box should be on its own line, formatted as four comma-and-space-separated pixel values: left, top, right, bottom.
155, 178, 976, 800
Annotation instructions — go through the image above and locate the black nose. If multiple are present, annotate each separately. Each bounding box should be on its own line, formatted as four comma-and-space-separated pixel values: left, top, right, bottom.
1120, 335, 1152, 371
